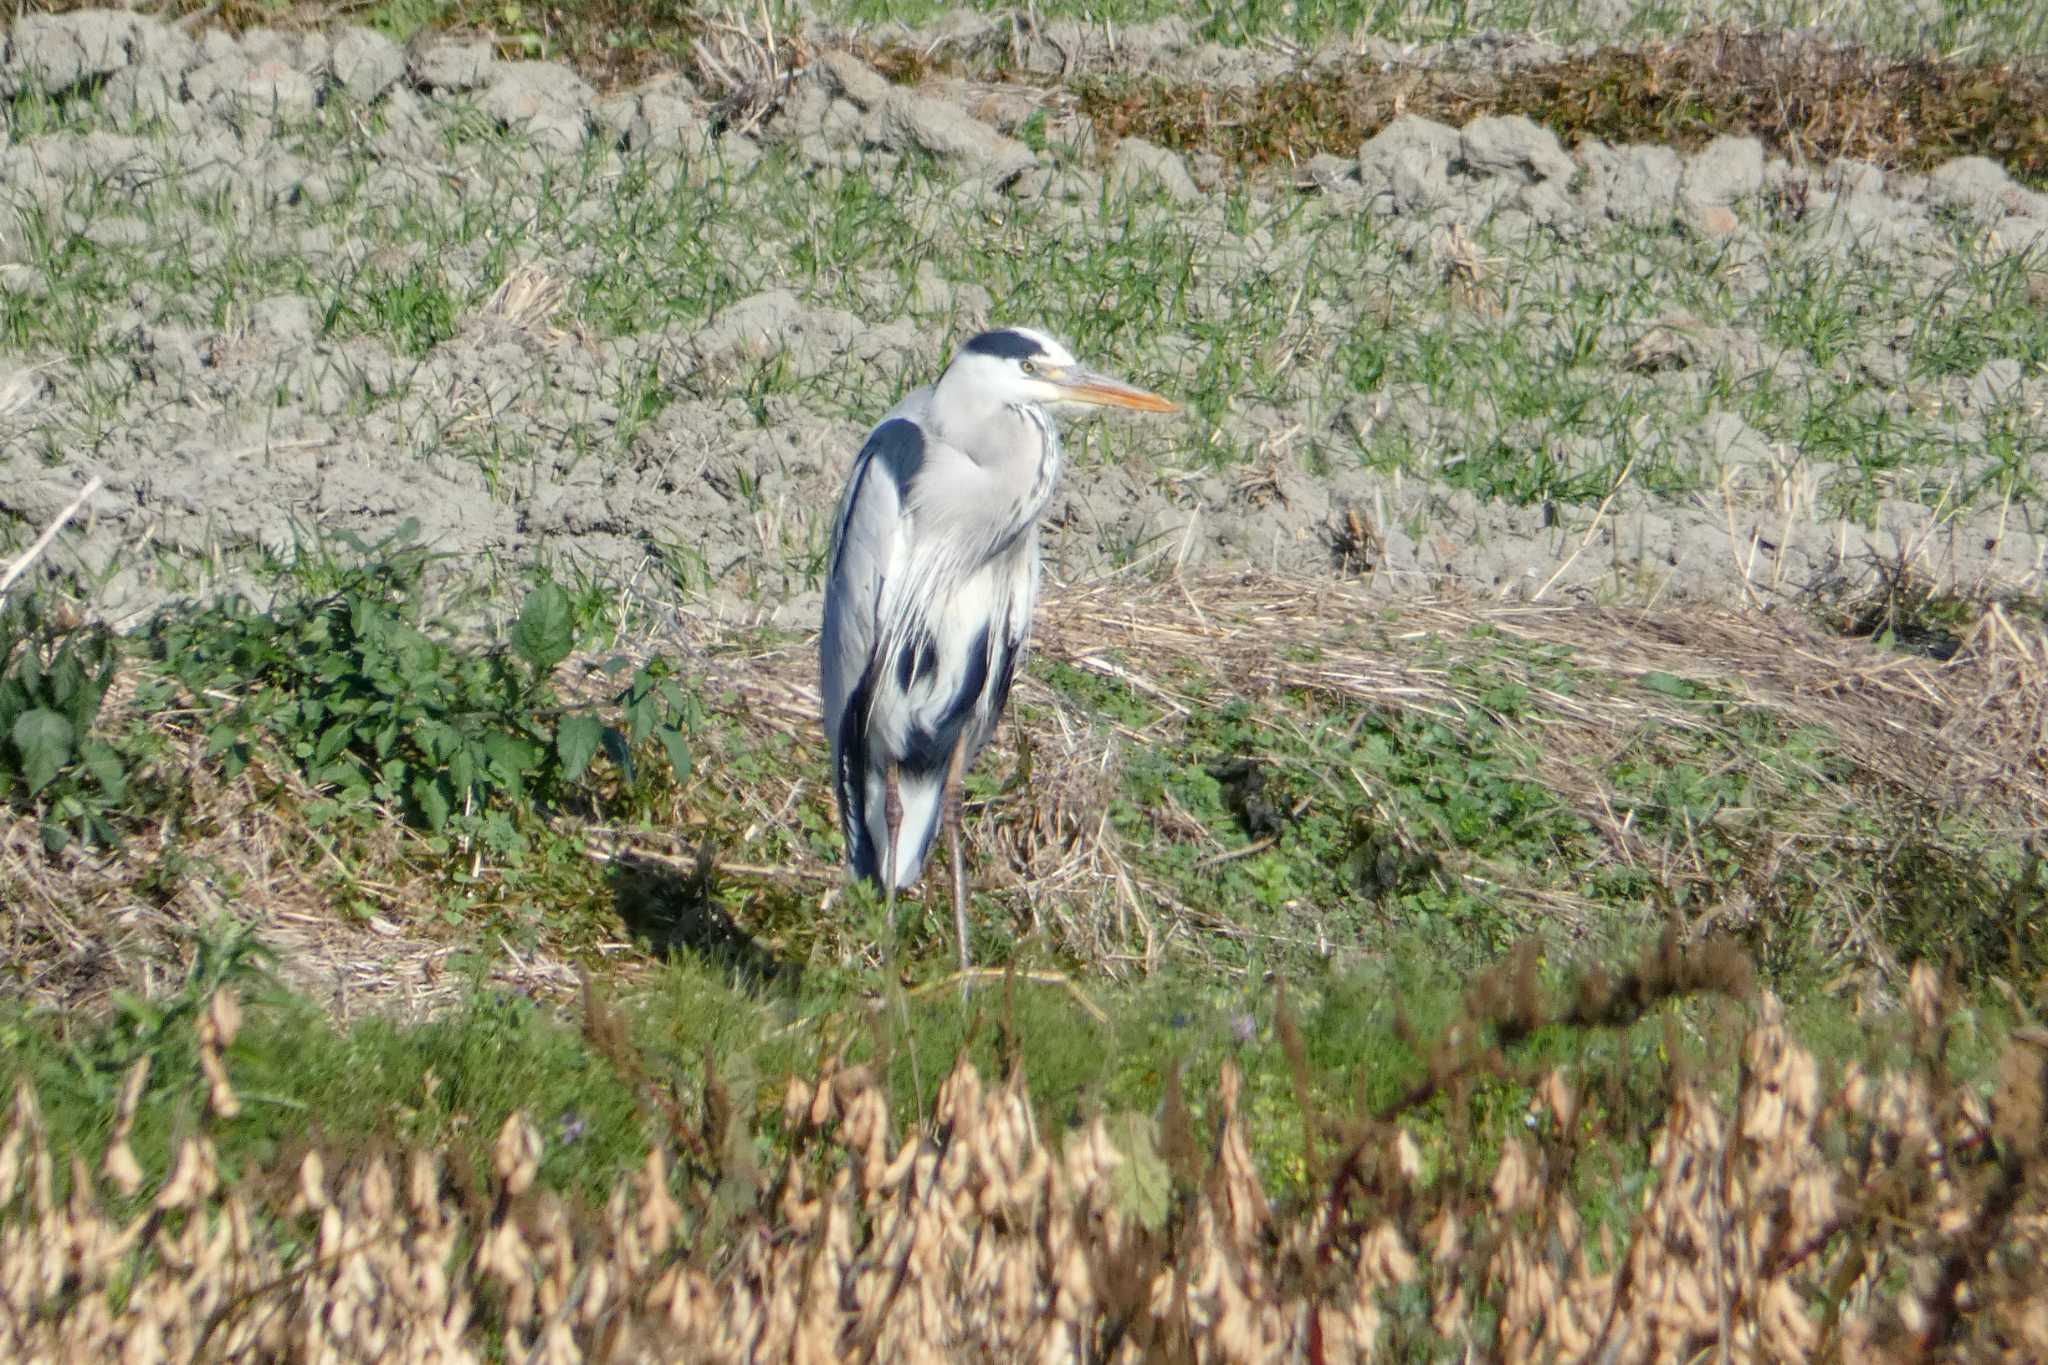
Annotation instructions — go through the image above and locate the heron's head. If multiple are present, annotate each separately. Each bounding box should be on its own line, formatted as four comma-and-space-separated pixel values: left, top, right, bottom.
941, 327, 1178, 416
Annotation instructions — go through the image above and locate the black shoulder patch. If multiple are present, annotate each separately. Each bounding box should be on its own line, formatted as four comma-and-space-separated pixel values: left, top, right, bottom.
868, 416, 925, 496
827, 420, 918, 586
963, 329, 1050, 362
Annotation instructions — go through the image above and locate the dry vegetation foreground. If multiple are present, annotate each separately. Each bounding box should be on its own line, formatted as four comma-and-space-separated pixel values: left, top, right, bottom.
3, 0, 2048, 1358
6, 965, 2048, 1361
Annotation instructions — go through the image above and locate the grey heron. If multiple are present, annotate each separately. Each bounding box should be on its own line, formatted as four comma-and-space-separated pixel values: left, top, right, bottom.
821, 326, 1177, 969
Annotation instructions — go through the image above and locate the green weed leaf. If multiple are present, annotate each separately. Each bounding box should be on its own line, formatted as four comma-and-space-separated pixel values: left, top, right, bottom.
0, 675, 28, 729
314, 721, 354, 765
13, 707, 73, 795
485, 732, 538, 791
601, 726, 634, 785
514, 581, 575, 675
414, 773, 452, 830
624, 693, 654, 745
1641, 671, 1695, 699
79, 740, 127, 803
130, 539, 701, 853
557, 714, 603, 782
657, 726, 692, 783
450, 742, 479, 797
1106, 1111, 1171, 1230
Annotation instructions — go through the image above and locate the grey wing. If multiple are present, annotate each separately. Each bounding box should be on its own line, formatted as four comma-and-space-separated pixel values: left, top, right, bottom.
821, 408, 928, 881
821, 407, 928, 741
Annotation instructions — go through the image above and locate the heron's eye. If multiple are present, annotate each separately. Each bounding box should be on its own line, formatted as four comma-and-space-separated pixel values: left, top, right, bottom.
1020, 360, 1038, 376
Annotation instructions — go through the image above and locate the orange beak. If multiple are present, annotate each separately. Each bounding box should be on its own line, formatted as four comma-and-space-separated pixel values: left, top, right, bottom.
1051, 368, 1179, 413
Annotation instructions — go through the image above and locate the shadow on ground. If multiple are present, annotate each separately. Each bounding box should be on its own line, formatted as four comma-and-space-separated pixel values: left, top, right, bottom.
607, 845, 793, 991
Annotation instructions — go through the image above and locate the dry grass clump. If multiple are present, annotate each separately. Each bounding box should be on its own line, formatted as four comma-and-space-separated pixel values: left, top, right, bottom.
1013, 574, 2048, 971
0, 680, 588, 1022
1078, 29, 2048, 183
5, 954, 2048, 1360
1948, 604, 2048, 788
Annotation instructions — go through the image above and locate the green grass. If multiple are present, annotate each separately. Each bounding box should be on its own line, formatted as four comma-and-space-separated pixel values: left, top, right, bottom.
0, 921, 1741, 1204
1013, 629, 2043, 987
4, 902, 2022, 1222
1, 935, 656, 1204
13, 515, 2038, 992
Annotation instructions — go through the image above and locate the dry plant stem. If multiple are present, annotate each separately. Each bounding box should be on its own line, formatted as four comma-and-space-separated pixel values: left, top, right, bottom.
0, 475, 102, 600
1533, 455, 1633, 603
945, 733, 972, 977
901, 966, 1109, 1024
584, 845, 840, 885
1193, 834, 1279, 868
701, 860, 839, 883
882, 758, 902, 926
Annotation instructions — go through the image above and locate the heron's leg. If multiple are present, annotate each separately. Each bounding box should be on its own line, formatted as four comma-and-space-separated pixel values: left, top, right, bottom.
882, 759, 903, 925
944, 734, 972, 973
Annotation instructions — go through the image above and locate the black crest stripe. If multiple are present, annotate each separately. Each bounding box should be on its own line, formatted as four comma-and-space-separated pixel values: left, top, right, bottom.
963, 329, 1049, 361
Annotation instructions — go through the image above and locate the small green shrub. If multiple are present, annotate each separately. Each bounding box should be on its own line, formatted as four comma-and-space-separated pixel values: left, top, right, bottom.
0, 596, 137, 852
147, 523, 693, 851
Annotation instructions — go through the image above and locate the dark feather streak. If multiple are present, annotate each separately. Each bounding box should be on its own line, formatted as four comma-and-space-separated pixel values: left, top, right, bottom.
902, 623, 992, 775
837, 670, 880, 883
896, 632, 939, 691
987, 625, 1021, 724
